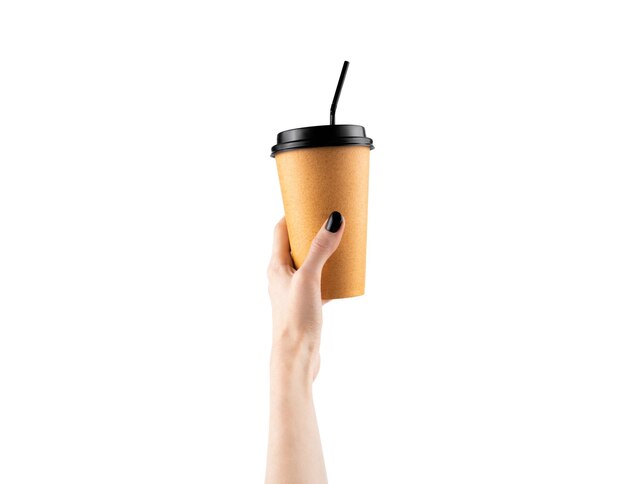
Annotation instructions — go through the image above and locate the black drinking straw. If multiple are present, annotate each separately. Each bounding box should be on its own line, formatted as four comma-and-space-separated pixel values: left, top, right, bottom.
330, 61, 350, 125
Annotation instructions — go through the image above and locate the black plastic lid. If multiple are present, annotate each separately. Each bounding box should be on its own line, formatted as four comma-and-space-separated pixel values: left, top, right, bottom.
271, 124, 374, 157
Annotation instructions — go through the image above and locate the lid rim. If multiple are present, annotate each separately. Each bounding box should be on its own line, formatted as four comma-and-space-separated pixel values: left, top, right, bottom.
271, 140, 374, 157
270, 124, 374, 157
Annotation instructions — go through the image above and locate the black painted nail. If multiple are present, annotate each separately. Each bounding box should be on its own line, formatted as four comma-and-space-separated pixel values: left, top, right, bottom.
325, 211, 343, 233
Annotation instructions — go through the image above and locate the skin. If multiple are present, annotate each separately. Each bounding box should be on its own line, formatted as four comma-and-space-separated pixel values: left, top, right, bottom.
265, 216, 345, 484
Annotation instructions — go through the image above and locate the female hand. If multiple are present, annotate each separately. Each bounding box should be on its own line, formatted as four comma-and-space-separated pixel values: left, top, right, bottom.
265, 211, 344, 484
267, 211, 345, 382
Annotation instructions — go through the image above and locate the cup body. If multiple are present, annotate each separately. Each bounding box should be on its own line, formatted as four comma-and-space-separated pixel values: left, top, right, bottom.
275, 145, 370, 299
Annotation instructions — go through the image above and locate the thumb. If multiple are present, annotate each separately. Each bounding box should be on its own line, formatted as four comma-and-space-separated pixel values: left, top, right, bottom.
300, 211, 345, 276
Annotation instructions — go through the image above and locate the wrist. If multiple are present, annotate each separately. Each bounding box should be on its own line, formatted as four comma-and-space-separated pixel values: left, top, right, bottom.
270, 337, 318, 389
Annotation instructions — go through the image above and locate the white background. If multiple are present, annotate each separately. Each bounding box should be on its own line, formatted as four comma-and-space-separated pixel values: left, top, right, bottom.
1, 1, 625, 483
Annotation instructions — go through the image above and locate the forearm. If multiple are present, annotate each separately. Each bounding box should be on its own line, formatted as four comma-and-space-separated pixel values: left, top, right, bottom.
265, 347, 327, 484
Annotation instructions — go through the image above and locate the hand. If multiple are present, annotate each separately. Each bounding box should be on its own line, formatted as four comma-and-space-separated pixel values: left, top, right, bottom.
265, 211, 344, 484
267, 211, 345, 384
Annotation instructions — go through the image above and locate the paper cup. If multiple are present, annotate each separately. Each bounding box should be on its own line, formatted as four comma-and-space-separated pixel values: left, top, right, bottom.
272, 125, 374, 299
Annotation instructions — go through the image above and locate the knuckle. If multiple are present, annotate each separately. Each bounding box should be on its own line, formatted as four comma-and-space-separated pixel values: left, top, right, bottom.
267, 260, 292, 280
310, 235, 332, 253
267, 260, 280, 277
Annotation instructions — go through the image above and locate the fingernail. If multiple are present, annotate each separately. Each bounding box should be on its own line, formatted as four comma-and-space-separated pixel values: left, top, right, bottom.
325, 211, 343, 233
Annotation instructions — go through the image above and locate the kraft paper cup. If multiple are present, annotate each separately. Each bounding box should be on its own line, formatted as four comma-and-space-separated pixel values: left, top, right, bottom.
271, 125, 374, 299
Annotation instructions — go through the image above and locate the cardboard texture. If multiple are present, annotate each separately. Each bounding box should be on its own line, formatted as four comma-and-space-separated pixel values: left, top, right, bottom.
275, 145, 370, 299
